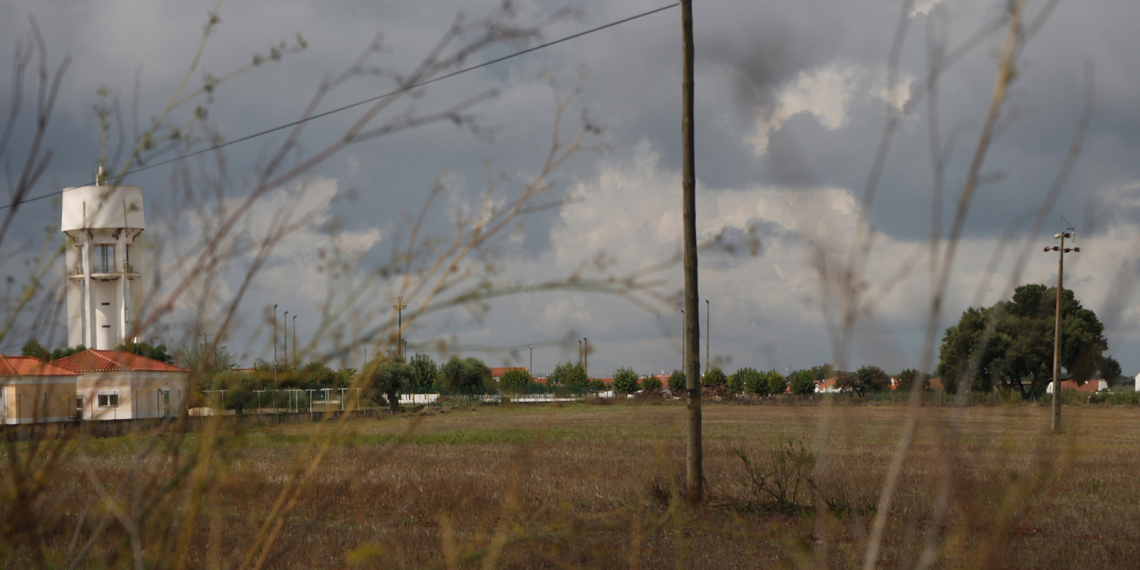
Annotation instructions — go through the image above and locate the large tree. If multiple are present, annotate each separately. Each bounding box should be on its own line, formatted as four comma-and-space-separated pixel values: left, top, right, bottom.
548, 360, 587, 388
837, 366, 889, 396
367, 360, 416, 412
120, 341, 174, 364
788, 370, 817, 396
21, 339, 50, 362
937, 284, 1108, 398
408, 353, 438, 391
439, 357, 491, 395
1100, 356, 1123, 386
611, 367, 640, 394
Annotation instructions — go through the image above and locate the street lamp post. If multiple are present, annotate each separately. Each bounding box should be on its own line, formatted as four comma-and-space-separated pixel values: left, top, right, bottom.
283, 311, 288, 367
1046, 228, 1080, 434
292, 314, 297, 366
705, 299, 710, 372
584, 337, 588, 377
273, 304, 278, 385
394, 296, 407, 360
578, 340, 582, 367
529, 345, 533, 375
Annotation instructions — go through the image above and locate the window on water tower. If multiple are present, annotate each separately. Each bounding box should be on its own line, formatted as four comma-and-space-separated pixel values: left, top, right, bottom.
96, 245, 114, 273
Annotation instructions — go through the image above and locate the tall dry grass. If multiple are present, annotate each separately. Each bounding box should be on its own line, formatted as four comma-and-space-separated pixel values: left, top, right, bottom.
6, 402, 1139, 568
2, 1, 1136, 568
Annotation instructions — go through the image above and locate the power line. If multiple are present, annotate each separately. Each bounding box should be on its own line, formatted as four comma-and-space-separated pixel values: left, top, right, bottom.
0, 3, 679, 212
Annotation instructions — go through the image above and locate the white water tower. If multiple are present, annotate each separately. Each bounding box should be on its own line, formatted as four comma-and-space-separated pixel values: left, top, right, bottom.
61, 166, 145, 349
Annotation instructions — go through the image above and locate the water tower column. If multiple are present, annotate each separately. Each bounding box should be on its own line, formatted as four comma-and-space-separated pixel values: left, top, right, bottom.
82, 234, 94, 348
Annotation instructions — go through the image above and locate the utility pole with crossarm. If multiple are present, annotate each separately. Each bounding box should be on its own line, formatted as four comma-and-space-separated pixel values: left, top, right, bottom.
1045, 227, 1079, 434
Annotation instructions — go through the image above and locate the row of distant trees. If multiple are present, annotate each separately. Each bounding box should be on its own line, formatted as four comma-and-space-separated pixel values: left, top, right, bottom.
603, 364, 930, 398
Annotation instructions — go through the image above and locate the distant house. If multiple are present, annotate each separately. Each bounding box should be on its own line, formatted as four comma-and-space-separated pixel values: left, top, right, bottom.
1046, 379, 1109, 394
818, 375, 945, 393
815, 377, 841, 393
890, 376, 945, 391
489, 367, 527, 380
0, 356, 80, 424
51, 350, 191, 420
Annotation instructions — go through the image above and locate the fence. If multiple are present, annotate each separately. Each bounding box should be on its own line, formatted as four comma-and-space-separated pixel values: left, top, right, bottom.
0, 409, 382, 442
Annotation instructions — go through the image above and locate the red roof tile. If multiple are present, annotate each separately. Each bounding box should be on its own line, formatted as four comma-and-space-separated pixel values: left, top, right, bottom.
0, 355, 79, 376
51, 350, 189, 373
490, 367, 527, 378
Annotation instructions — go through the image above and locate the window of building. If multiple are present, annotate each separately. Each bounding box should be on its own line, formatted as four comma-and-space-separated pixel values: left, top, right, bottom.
97, 392, 119, 408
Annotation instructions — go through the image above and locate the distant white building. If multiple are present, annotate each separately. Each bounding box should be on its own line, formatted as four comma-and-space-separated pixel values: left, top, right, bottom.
61, 166, 145, 349
1045, 379, 1109, 394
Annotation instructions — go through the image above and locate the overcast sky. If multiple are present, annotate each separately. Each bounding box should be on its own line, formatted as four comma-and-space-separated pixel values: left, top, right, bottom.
2, 0, 1139, 379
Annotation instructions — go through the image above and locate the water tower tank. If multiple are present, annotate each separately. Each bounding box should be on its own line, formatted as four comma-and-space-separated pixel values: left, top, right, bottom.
61, 166, 145, 349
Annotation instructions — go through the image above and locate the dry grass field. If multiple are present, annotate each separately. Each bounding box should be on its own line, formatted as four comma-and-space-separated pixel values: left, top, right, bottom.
7, 400, 1140, 569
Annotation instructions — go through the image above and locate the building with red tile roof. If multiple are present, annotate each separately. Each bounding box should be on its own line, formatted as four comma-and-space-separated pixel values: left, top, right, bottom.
1, 356, 80, 424
51, 350, 191, 420
489, 367, 527, 380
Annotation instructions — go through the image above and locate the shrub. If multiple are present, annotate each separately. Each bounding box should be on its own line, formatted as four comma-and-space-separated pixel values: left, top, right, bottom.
736, 436, 816, 510
703, 367, 727, 387
642, 375, 663, 391
668, 369, 686, 392
612, 367, 640, 394
588, 378, 607, 391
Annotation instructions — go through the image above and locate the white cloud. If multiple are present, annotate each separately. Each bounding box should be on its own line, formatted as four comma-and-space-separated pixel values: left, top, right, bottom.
750, 62, 915, 154
483, 143, 1140, 375
161, 177, 382, 321
910, 0, 943, 18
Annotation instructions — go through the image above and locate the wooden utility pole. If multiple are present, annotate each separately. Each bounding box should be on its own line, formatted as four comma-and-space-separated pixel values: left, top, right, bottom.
680, 0, 702, 503
1048, 228, 1078, 434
